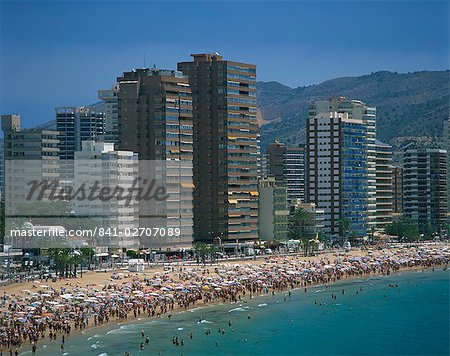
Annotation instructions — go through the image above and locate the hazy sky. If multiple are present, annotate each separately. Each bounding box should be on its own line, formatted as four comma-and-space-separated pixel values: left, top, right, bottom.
0, 0, 448, 127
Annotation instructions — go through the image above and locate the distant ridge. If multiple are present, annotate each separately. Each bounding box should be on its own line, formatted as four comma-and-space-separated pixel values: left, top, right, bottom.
31, 71, 449, 152
258, 70, 449, 149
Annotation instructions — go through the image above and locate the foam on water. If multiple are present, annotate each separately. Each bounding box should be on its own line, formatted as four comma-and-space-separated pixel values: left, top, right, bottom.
197, 319, 213, 324
35, 269, 449, 356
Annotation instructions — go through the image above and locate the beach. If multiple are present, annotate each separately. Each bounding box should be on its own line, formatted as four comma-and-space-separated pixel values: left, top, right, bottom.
31, 268, 450, 355
0, 243, 449, 355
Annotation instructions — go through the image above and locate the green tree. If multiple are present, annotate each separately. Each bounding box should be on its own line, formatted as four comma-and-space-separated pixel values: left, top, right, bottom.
385, 218, 420, 244
338, 218, 350, 242
0, 202, 4, 245
193, 242, 209, 265
289, 207, 316, 256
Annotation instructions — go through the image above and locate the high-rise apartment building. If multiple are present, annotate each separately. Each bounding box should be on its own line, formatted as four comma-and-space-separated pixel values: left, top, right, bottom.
56, 106, 105, 161
74, 141, 139, 248
55, 106, 104, 180
403, 148, 447, 228
117, 68, 194, 249
258, 177, 289, 241
374, 140, 393, 230
0, 140, 4, 201
308, 96, 377, 230
178, 53, 259, 243
444, 120, 450, 212
266, 141, 285, 183
98, 84, 120, 145
266, 141, 306, 204
392, 166, 403, 215
1, 114, 60, 212
306, 112, 368, 237
286, 145, 306, 204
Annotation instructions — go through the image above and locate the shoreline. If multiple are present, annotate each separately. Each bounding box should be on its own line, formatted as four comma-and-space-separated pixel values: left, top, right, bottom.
65, 263, 446, 334
1, 243, 449, 354
29, 265, 450, 356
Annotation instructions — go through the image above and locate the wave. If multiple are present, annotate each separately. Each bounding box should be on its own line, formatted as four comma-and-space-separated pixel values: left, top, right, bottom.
197, 319, 213, 324
106, 325, 136, 335
257, 303, 267, 307
177, 327, 184, 331
189, 306, 206, 313
228, 306, 251, 313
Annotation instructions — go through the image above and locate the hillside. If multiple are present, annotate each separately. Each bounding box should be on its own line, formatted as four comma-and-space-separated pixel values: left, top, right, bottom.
258, 70, 449, 149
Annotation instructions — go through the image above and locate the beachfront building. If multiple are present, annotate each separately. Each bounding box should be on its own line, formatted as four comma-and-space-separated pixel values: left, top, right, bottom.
375, 140, 393, 230
445, 120, 450, 213
74, 140, 139, 249
403, 148, 447, 229
98, 83, 120, 145
266, 141, 285, 183
178, 53, 259, 244
306, 111, 369, 238
1, 114, 60, 214
308, 96, 377, 232
266, 141, 306, 204
290, 200, 325, 238
392, 166, 403, 218
56, 106, 105, 178
117, 68, 194, 249
258, 177, 289, 241
0, 140, 4, 201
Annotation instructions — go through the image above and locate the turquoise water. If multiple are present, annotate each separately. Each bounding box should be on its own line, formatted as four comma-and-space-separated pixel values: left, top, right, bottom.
29, 269, 449, 355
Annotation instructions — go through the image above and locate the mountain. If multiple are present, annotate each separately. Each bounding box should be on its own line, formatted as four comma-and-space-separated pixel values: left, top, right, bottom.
257, 70, 450, 149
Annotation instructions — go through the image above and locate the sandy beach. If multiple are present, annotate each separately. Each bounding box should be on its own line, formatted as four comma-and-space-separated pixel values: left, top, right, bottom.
1, 243, 449, 354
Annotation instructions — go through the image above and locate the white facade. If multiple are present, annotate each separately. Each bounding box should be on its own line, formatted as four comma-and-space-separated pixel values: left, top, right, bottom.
74, 141, 139, 248
98, 84, 119, 145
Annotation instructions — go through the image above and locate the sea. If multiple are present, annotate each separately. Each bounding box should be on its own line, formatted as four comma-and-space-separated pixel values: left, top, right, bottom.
25, 268, 449, 356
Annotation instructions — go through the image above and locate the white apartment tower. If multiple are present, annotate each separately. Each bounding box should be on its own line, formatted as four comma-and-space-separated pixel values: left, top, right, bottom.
74, 140, 139, 248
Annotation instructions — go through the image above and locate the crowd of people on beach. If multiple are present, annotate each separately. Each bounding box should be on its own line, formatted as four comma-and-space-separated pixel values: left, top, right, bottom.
0, 244, 449, 354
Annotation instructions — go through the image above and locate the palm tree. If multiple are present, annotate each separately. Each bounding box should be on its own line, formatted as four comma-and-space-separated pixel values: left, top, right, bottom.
289, 207, 316, 256
193, 242, 209, 265
208, 245, 219, 263
338, 218, 350, 243
70, 250, 84, 277
80, 247, 94, 270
